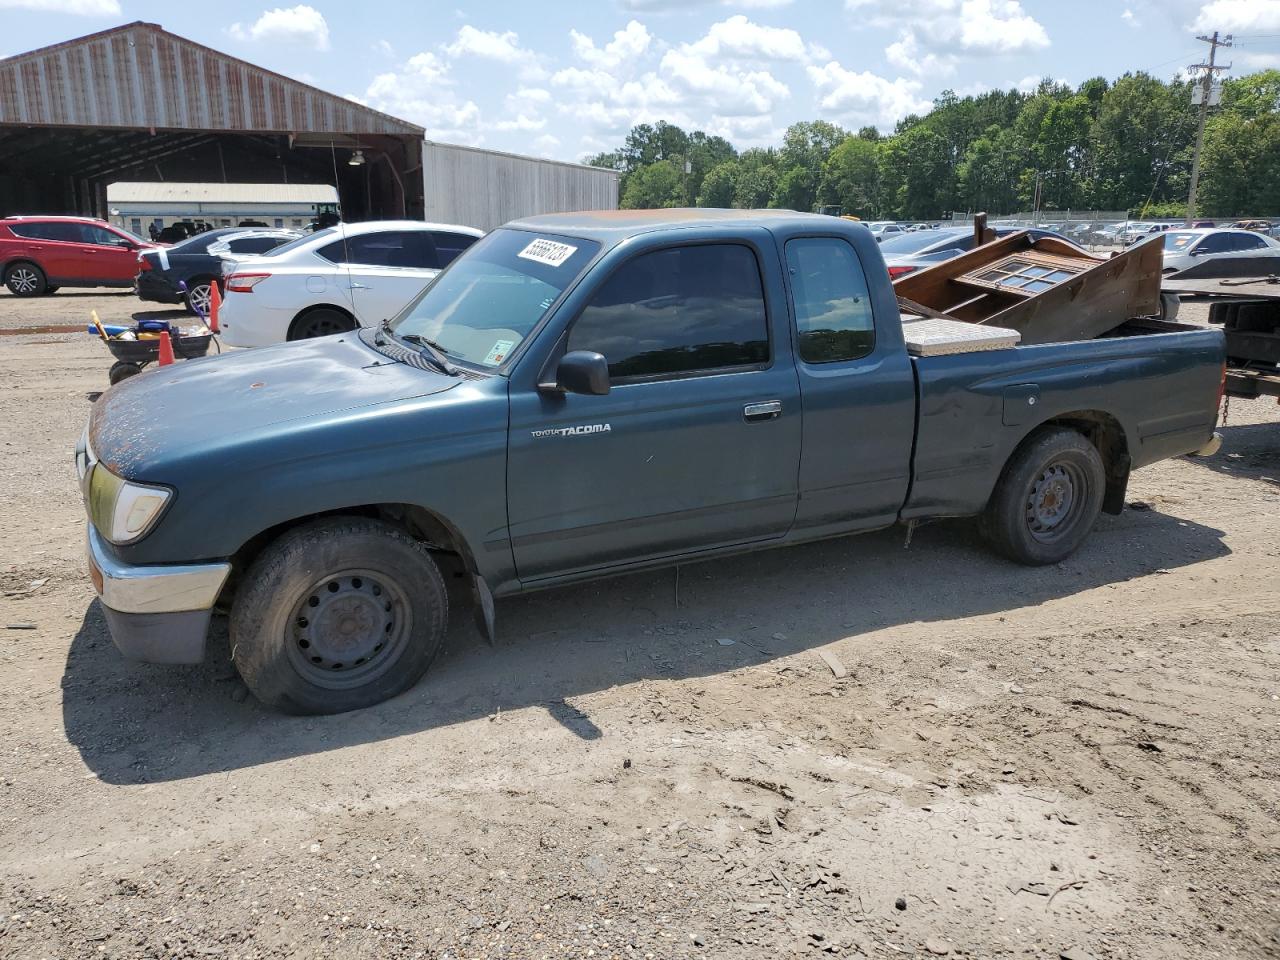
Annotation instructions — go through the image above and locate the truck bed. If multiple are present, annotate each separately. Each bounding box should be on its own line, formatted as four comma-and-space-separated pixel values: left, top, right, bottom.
902, 319, 1224, 520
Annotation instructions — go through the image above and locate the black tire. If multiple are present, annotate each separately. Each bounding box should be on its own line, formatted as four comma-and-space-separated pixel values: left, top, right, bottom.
230, 517, 448, 714
108, 360, 142, 385
289, 307, 355, 340
43, 286, 60, 295
4, 261, 47, 297
981, 427, 1105, 565
183, 277, 216, 317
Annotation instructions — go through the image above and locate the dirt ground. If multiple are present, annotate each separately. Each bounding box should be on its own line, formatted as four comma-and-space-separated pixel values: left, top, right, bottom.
0, 288, 1278, 960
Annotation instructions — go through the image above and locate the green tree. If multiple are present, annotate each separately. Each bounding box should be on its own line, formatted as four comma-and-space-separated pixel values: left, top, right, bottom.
696, 160, 740, 207
620, 160, 687, 209
685, 131, 737, 204
818, 136, 882, 218
774, 120, 847, 210
734, 163, 778, 208
1091, 72, 1193, 210
1199, 111, 1280, 216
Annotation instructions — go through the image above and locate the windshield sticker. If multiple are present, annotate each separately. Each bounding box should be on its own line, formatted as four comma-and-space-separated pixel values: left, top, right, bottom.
482, 339, 516, 366
518, 238, 578, 267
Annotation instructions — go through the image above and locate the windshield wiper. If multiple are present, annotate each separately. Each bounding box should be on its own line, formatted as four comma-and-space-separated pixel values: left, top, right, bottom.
397, 331, 460, 377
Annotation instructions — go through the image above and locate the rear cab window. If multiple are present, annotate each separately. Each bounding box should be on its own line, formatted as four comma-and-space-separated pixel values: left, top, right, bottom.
567, 243, 770, 381
784, 237, 876, 363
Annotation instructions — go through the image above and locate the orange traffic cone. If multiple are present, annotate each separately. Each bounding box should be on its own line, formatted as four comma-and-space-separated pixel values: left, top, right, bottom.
207, 283, 221, 334
157, 330, 175, 366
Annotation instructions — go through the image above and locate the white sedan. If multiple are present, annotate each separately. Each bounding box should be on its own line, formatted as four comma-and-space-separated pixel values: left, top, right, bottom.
1162, 227, 1280, 274
218, 220, 483, 347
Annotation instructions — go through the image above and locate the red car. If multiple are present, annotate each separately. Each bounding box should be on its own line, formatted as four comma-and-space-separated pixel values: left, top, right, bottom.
0, 215, 159, 297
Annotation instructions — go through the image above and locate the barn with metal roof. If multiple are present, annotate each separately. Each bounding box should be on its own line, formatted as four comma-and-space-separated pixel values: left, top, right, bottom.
0, 21, 426, 221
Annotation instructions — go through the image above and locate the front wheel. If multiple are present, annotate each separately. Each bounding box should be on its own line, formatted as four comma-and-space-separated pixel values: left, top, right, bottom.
108, 360, 142, 385
230, 518, 448, 714
981, 427, 1105, 565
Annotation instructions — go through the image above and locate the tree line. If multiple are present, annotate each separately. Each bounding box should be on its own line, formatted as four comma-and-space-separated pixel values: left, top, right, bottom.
585, 70, 1280, 219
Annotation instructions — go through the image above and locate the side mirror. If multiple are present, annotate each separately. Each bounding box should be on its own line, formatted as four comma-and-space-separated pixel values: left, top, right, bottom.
556, 350, 610, 396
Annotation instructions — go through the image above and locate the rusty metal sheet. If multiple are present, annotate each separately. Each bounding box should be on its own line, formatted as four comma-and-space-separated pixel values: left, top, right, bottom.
0, 21, 423, 136
893, 232, 1164, 345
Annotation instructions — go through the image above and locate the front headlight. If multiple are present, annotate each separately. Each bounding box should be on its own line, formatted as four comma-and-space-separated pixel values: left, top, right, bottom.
87, 465, 172, 545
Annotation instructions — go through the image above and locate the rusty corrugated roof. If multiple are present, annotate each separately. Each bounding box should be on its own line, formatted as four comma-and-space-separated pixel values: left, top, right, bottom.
0, 21, 424, 136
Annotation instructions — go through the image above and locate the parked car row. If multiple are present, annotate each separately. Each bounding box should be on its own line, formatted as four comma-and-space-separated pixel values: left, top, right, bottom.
1161, 228, 1280, 273
217, 220, 483, 345
0, 215, 158, 296
136, 227, 300, 315
0, 214, 487, 341
878, 225, 1077, 277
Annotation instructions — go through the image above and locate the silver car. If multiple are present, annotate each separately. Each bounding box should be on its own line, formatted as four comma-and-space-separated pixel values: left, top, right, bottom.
1162, 228, 1280, 273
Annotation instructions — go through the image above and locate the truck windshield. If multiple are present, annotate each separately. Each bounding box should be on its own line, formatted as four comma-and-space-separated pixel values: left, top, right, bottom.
386, 229, 599, 369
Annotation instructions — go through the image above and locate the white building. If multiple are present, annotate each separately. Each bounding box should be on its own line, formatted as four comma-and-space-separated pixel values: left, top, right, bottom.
106, 182, 340, 236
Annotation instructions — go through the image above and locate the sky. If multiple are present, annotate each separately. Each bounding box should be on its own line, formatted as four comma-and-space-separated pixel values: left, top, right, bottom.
2, 0, 1279, 163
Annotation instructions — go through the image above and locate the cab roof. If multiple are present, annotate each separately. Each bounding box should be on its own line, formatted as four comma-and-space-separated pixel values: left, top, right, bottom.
505, 208, 852, 247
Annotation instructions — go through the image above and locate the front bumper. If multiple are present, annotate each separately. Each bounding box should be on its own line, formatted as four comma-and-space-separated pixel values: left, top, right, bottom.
86, 525, 231, 664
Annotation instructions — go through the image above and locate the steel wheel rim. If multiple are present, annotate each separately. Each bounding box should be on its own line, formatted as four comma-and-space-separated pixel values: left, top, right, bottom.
302, 315, 345, 338
284, 568, 412, 689
8, 268, 38, 294
188, 283, 212, 316
1025, 461, 1085, 543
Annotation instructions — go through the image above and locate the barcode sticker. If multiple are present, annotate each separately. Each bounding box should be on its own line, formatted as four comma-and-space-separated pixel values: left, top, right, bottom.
482, 339, 515, 366
518, 238, 577, 267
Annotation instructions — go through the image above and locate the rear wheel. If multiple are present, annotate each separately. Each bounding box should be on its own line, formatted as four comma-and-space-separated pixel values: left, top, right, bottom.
230, 518, 448, 714
290, 307, 355, 340
981, 427, 1105, 565
4, 262, 46, 297
183, 278, 215, 317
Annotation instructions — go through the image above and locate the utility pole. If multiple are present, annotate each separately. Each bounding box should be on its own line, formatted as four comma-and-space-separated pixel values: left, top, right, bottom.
1185, 30, 1231, 226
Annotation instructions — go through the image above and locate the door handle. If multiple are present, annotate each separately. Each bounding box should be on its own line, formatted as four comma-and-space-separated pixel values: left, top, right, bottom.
347, 282, 370, 290
743, 400, 782, 422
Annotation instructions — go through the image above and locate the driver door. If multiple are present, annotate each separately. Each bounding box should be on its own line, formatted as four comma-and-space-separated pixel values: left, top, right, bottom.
79, 224, 139, 282
506, 240, 802, 582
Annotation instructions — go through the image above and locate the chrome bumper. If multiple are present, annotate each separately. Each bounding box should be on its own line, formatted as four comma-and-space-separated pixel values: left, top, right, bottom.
86, 525, 230, 615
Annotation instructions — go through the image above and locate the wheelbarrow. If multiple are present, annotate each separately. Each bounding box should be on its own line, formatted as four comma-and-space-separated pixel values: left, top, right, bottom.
104, 330, 215, 384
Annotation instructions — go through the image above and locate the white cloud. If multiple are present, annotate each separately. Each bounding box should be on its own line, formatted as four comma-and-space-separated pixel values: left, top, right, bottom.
0, 0, 119, 12
685, 14, 819, 62
1191, 0, 1280, 32
1236, 49, 1280, 69
533, 134, 561, 156
1014, 74, 1041, 93
807, 60, 931, 128
619, 0, 794, 8
362, 52, 482, 144
493, 114, 547, 131
229, 5, 330, 51
846, 0, 1047, 73
443, 24, 545, 81
886, 32, 957, 76
1121, 8, 1140, 27
373, 39, 396, 58
570, 20, 650, 68
549, 15, 797, 148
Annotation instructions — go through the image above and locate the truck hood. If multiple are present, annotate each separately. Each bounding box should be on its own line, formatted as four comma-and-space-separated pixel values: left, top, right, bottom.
91, 334, 461, 478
